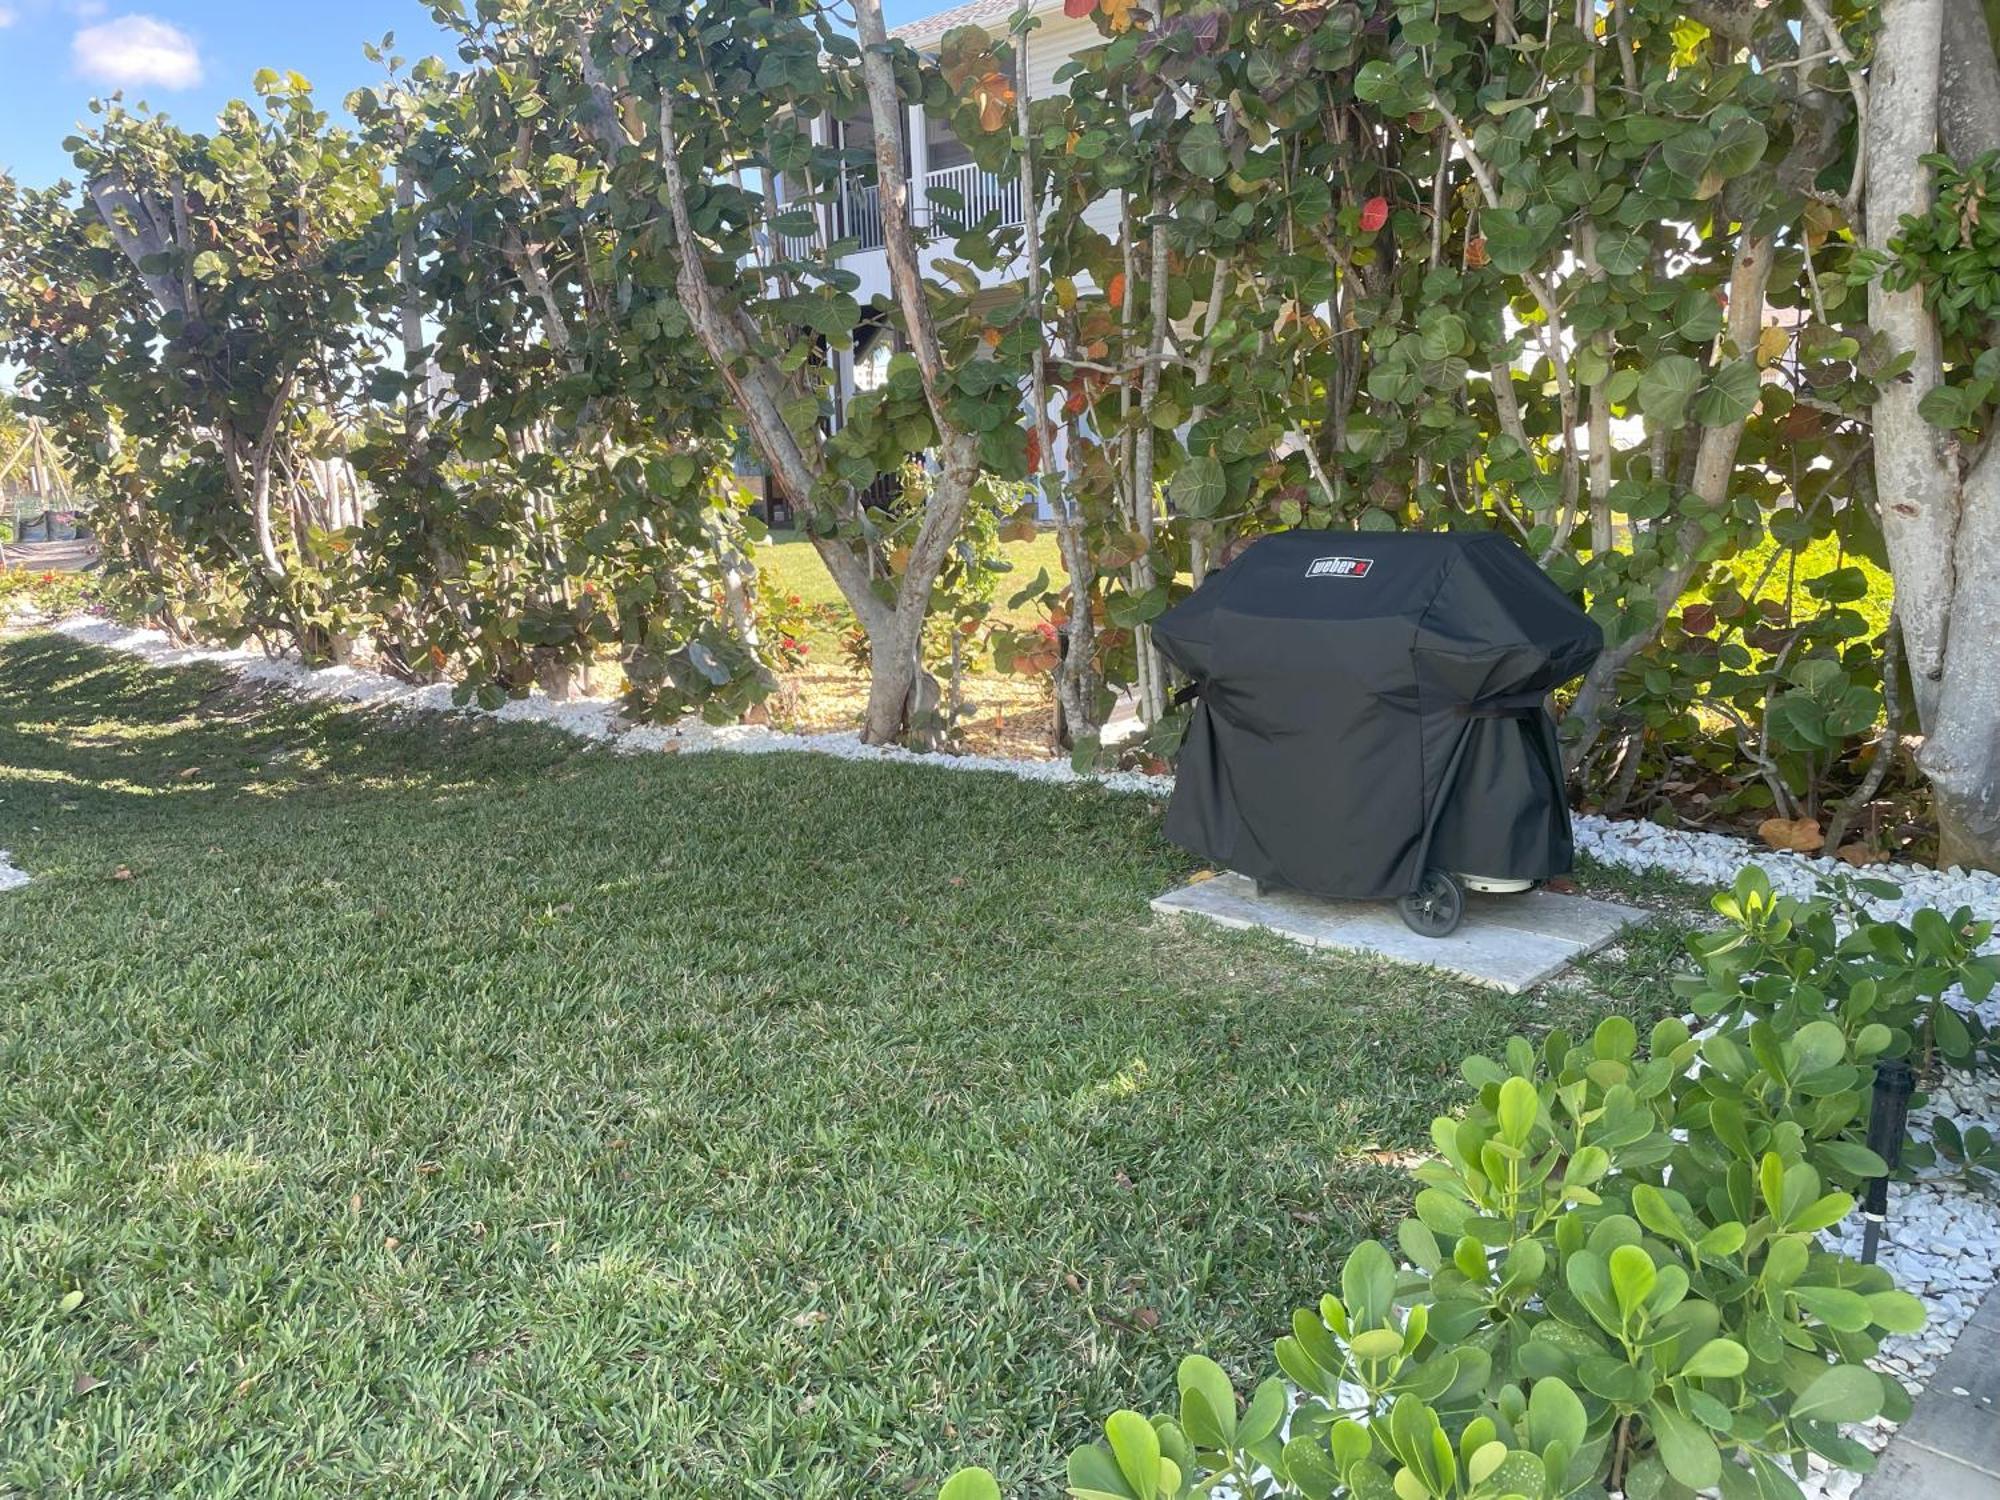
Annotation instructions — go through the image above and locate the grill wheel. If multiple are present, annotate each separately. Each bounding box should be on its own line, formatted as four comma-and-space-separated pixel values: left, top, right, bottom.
1397, 869, 1466, 938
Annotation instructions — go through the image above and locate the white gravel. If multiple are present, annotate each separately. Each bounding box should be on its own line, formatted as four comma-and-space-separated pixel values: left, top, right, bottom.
1796, 1060, 2000, 1497
1572, 816, 2000, 929
27, 613, 2000, 1494
48, 616, 1176, 794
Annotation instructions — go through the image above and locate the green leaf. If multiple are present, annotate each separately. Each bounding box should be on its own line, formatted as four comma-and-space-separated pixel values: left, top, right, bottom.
1793, 1286, 1873, 1332
1711, 114, 1769, 176
1816, 1140, 1890, 1179
1527, 1377, 1588, 1454
1632, 1185, 1687, 1244
1791, 1020, 1848, 1076
1104, 1411, 1160, 1498
1680, 1338, 1749, 1380
1007, 566, 1052, 611
1638, 355, 1704, 427
1342, 1240, 1396, 1329
1170, 455, 1227, 519
1787, 1192, 1855, 1234
1663, 126, 1718, 182
1673, 287, 1725, 343
1918, 383, 1980, 431
1283, 1434, 1344, 1498
1594, 228, 1648, 277
1497, 1075, 1539, 1147
1178, 121, 1228, 180
1691, 361, 1761, 426
1178, 1356, 1236, 1449
1609, 1244, 1657, 1316
1240, 1378, 1288, 1447
1864, 1290, 1928, 1335
940, 1470, 1004, 1500
1067, 1443, 1139, 1500
1398, 1218, 1443, 1272
1350, 1327, 1404, 1361
1648, 1400, 1722, 1489
1792, 1365, 1887, 1424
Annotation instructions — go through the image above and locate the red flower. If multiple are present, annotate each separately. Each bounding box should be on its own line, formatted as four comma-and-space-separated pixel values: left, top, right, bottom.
1358, 196, 1389, 233
1064, 0, 1095, 14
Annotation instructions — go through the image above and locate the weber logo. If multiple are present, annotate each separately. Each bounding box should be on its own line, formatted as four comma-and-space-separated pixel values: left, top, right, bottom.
1306, 555, 1373, 579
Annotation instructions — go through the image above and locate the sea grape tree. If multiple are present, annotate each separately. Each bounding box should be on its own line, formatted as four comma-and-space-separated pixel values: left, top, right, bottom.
1, 78, 392, 658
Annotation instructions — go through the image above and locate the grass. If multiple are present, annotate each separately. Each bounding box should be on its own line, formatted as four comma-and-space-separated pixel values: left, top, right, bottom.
0, 633, 1692, 1496
755, 529, 1068, 655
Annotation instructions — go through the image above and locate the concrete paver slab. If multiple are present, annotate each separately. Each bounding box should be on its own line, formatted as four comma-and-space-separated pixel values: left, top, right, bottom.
1150, 873, 1647, 993
1861, 1285, 2000, 1498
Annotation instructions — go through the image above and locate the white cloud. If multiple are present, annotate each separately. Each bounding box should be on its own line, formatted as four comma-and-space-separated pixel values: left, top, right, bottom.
71, 13, 203, 89
0, 6, 20, 26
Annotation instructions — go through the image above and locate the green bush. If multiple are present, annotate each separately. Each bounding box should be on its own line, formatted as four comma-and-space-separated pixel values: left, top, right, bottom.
941, 872, 1992, 1500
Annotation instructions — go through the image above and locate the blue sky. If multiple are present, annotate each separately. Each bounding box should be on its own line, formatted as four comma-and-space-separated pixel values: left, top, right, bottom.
0, 0, 939, 189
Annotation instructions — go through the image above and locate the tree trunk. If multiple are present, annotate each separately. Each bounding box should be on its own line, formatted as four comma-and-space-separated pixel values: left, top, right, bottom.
644, 21, 964, 746
1127, 225, 1169, 723
537, 655, 590, 701
1563, 235, 1774, 771
852, 0, 980, 745
1012, 19, 1098, 743
1866, 0, 2000, 867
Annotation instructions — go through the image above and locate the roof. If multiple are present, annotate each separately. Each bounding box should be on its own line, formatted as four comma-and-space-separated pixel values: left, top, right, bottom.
889, 0, 1060, 44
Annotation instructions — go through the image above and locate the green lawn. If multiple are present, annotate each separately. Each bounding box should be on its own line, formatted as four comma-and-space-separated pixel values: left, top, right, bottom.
0, 634, 1687, 1496
756, 529, 1068, 656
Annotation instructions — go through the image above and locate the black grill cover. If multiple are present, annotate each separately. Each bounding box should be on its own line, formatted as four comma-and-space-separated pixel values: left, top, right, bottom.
1154, 530, 1602, 901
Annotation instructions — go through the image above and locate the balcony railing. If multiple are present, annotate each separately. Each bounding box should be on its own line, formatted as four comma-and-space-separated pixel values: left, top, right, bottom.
839, 180, 885, 252
924, 163, 1022, 231
774, 165, 1022, 262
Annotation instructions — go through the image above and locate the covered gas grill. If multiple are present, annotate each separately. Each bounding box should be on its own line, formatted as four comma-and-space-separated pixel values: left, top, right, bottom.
1154, 530, 1603, 938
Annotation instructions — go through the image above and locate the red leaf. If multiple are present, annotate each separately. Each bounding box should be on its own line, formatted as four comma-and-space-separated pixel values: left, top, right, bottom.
1064, 0, 1095, 14
1358, 196, 1389, 233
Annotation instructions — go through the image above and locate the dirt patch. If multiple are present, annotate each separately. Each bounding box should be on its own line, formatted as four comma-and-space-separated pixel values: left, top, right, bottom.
765, 664, 1057, 758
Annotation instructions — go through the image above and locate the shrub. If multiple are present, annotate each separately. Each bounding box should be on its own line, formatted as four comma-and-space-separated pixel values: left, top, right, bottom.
940, 875, 1983, 1499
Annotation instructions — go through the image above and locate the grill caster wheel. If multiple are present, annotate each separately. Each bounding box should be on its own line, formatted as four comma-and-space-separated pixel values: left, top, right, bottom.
1398, 869, 1466, 938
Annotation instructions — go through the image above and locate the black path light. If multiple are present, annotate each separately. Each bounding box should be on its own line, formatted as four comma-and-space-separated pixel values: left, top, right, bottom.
1861, 1056, 1918, 1266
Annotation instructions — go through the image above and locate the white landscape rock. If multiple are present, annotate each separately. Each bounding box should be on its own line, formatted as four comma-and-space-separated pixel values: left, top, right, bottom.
0, 852, 28, 894
29, 613, 2000, 1496
49, 615, 1177, 793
